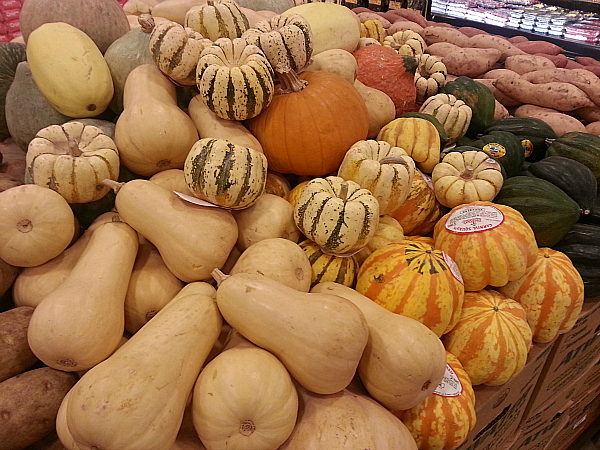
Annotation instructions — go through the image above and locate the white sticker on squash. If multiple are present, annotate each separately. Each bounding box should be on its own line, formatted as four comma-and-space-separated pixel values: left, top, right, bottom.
442, 252, 464, 285
173, 191, 228, 209
434, 364, 463, 397
444, 204, 504, 234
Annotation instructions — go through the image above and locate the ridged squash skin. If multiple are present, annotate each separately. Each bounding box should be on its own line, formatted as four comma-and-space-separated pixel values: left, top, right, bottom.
399, 352, 476, 450
64, 292, 222, 450
442, 289, 533, 386
433, 201, 538, 292
298, 239, 360, 288
311, 282, 447, 411
497, 247, 584, 343
27, 221, 139, 372
26, 22, 114, 118
356, 240, 465, 337
215, 272, 369, 395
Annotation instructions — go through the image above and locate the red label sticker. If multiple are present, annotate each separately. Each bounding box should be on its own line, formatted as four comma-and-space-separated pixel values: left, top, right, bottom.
442, 252, 463, 285
434, 364, 463, 397
444, 204, 504, 234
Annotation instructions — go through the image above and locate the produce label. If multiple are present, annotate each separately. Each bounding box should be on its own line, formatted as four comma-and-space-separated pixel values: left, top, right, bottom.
442, 252, 464, 284
434, 364, 463, 397
522, 139, 534, 158
445, 204, 504, 234
483, 142, 506, 158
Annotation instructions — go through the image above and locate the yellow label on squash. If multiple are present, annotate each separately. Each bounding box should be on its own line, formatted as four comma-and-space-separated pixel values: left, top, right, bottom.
522, 139, 534, 158
483, 143, 506, 158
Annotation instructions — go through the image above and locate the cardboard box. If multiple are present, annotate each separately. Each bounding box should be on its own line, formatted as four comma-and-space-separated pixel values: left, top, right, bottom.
454, 341, 554, 450
526, 301, 600, 414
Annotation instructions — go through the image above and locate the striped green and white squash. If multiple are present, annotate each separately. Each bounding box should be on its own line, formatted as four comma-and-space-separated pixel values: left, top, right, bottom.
337, 139, 416, 216
26, 122, 120, 204
148, 20, 213, 86
419, 93, 472, 145
294, 176, 380, 255
183, 137, 268, 209
196, 37, 275, 121
299, 239, 359, 288
185, 0, 250, 41
242, 14, 313, 75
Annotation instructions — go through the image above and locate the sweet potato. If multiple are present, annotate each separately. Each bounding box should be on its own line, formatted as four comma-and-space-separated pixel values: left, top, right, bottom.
0, 367, 77, 450
521, 68, 600, 107
468, 34, 527, 61
504, 54, 555, 75
386, 20, 423, 36
508, 35, 529, 44
585, 121, 600, 136
426, 42, 501, 77
565, 59, 586, 70
480, 68, 521, 80
514, 104, 586, 135
533, 53, 567, 68
474, 78, 522, 107
494, 100, 511, 120
575, 106, 600, 124
458, 26, 489, 37
575, 56, 600, 66
0, 306, 38, 383
351, 7, 372, 13
422, 26, 471, 47
581, 65, 600, 78
494, 76, 595, 111
514, 40, 563, 55
358, 12, 391, 28
392, 8, 428, 27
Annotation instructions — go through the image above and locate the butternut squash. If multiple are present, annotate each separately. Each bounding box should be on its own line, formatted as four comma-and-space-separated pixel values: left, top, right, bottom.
109, 179, 238, 282
27, 221, 139, 372
311, 282, 447, 410
191, 329, 298, 449
149, 168, 193, 195
64, 292, 222, 450
12, 212, 121, 308
188, 94, 263, 152
213, 271, 369, 394
115, 64, 199, 176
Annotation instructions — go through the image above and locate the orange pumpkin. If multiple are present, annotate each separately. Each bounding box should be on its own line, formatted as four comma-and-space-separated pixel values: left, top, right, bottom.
442, 289, 533, 386
497, 247, 584, 344
356, 240, 464, 337
433, 201, 538, 292
245, 70, 369, 177
389, 169, 444, 236
398, 352, 476, 450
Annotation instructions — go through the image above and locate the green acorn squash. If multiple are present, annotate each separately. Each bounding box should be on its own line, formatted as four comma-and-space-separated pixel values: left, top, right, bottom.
0, 43, 27, 142
553, 223, 600, 299
493, 176, 581, 247
471, 130, 525, 179
526, 156, 597, 215
484, 117, 557, 162
546, 132, 600, 195
441, 76, 495, 138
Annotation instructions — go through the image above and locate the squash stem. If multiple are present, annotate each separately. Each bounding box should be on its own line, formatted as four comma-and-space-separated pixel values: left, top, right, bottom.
211, 268, 229, 286
338, 181, 349, 203
461, 165, 475, 180
380, 156, 409, 167
138, 14, 155, 33
277, 70, 308, 94
101, 179, 123, 194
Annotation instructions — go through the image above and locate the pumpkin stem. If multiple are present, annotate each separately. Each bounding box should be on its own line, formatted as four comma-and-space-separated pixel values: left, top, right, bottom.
380, 156, 409, 167
138, 14, 155, 33
461, 165, 475, 180
211, 268, 229, 286
338, 181, 349, 203
277, 70, 308, 94
101, 179, 123, 194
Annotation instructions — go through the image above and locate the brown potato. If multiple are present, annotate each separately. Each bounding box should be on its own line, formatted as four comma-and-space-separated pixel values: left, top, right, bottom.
574, 106, 600, 124
426, 43, 501, 78
522, 68, 600, 107
468, 34, 527, 61
474, 78, 522, 107
422, 26, 471, 47
0, 307, 38, 383
504, 54, 555, 75
514, 40, 564, 55
0, 367, 76, 450
514, 104, 586, 136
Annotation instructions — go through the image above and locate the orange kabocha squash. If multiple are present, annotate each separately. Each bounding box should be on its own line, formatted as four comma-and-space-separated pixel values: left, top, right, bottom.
442, 289, 533, 386
356, 240, 464, 337
433, 201, 538, 292
399, 352, 476, 450
245, 70, 369, 176
497, 247, 584, 343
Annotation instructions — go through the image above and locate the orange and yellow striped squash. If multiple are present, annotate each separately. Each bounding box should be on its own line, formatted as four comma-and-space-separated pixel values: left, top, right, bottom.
354, 215, 405, 266
433, 201, 538, 292
404, 235, 435, 246
299, 239, 360, 288
389, 169, 444, 236
442, 289, 533, 386
355, 240, 465, 337
398, 352, 476, 450
497, 247, 584, 344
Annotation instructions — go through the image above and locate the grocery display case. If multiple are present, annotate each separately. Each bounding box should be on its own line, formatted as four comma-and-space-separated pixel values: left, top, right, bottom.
427, 0, 600, 58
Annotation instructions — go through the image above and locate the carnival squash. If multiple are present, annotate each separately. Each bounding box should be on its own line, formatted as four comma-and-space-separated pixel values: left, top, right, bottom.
185, 0, 250, 41
419, 93, 473, 145
27, 221, 138, 371
354, 215, 406, 265
214, 271, 369, 395
442, 289, 533, 386
115, 64, 199, 176
245, 70, 369, 176
498, 247, 584, 343
64, 291, 222, 450
298, 239, 360, 288
311, 282, 447, 411
109, 179, 238, 282
191, 330, 298, 450
26, 23, 114, 118
0, 184, 75, 268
